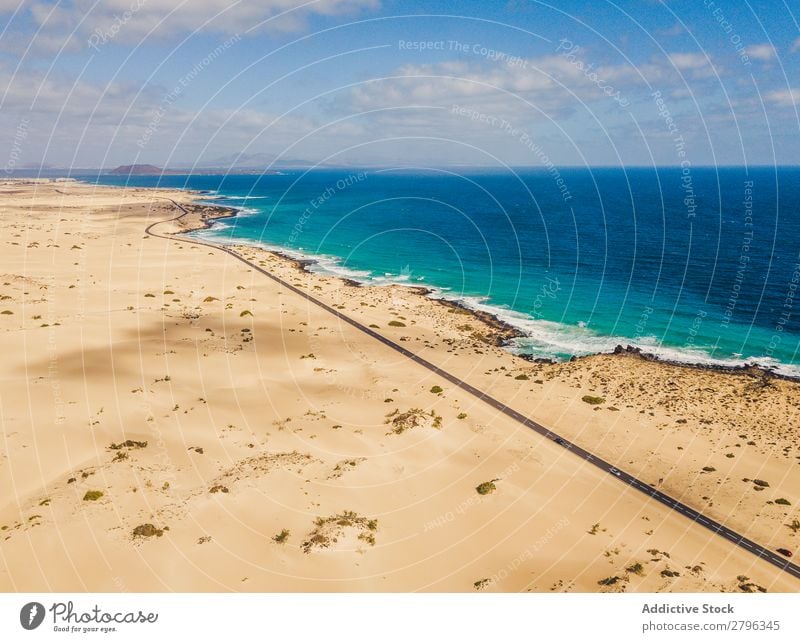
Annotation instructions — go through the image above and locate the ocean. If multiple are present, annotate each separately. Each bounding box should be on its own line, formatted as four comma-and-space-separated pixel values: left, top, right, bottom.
87, 167, 800, 376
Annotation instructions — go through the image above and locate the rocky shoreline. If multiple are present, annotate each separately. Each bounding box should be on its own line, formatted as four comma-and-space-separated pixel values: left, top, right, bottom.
607, 344, 800, 383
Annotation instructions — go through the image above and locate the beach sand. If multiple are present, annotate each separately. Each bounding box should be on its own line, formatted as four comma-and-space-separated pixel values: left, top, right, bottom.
0, 179, 798, 592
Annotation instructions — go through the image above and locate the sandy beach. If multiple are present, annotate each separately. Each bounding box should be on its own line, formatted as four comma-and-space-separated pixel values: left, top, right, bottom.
1, 178, 798, 592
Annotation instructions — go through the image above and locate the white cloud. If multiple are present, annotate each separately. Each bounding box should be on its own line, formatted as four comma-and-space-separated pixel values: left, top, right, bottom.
1, 0, 379, 54
745, 43, 777, 62
790, 37, 800, 54
765, 88, 800, 108
0, 64, 325, 168
666, 52, 718, 78
659, 22, 686, 38
667, 53, 708, 69
347, 54, 647, 118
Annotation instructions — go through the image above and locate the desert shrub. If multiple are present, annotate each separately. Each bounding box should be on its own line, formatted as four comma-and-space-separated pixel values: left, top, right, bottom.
386, 408, 441, 434
273, 529, 290, 544
82, 490, 103, 501
302, 511, 377, 552
582, 395, 605, 405
133, 523, 163, 538
109, 439, 147, 450
430, 385, 443, 394
476, 481, 496, 495
775, 498, 791, 506
473, 578, 491, 591
626, 562, 644, 576
388, 320, 406, 327
514, 374, 530, 380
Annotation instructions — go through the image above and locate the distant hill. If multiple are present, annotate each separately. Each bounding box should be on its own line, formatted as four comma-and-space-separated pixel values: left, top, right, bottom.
108, 164, 164, 175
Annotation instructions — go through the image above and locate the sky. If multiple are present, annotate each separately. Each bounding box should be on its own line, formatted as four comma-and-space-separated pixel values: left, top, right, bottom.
0, 0, 798, 169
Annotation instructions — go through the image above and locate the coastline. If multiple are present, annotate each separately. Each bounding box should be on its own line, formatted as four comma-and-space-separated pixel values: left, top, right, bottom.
1, 178, 798, 593
184, 195, 796, 383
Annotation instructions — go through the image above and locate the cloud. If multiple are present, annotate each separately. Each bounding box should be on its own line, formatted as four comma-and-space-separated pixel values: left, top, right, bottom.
0, 36, 786, 169
659, 22, 685, 38
346, 53, 648, 119
0, 62, 324, 167
666, 52, 718, 78
765, 88, 800, 108
1, 0, 380, 54
667, 53, 707, 69
745, 43, 777, 63
790, 37, 800, 54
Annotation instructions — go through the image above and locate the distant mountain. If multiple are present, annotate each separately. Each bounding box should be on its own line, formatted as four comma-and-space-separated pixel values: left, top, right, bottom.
108, 164, 164, 175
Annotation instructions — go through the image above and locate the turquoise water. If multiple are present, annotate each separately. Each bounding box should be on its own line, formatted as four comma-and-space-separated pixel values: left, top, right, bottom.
88, 167, 800, 376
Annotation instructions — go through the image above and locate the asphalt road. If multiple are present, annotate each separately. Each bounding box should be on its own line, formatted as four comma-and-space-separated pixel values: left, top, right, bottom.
146, 199, 800, 583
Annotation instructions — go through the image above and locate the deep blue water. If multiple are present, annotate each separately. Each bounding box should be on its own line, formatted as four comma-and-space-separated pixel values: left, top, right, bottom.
86, 167, 800, 375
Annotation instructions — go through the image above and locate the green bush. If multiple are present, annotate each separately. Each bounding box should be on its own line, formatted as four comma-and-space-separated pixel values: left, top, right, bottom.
476, 481, 496, 495
133, 523, 163, 538
430, 385, 443, 394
